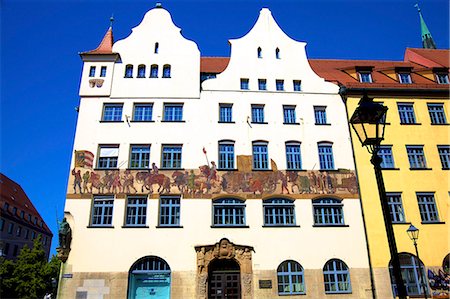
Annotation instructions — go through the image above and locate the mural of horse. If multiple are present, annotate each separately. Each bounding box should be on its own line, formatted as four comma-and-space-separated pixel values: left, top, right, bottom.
142, 173, 171, 194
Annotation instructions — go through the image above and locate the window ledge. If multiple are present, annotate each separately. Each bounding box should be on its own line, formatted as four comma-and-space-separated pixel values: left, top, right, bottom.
409, 168, 432, 171
315, 123, 331, 126
251, 122, 268, 124
162, 76, 171, 79
130, 120, 155, 123
313, 224, 349, 227
381, 168, 400, 170
121, 225, 149, 228
283, 122, 300, 125
93, 168, 119, 171
325, 292, 352, 295
211, 225, 249, 228
160, 120, 185, 123
87, 225, 115, 228
127, 168, 151, 171
286, 169, 306, 172
421, 221, 445, 225
400, 123, 421, 125
99, 120, 124, 123
442, 168, 449, 170
262, 225, 300, 228
392, 222, 411, 225
217, 168, 238, 171
159, 168, 184, 171
430, 123, 449, 126
218, 121, 236, 124
252, 169, 272, 172
156, 225, 183, 228
319, 169, 339, 172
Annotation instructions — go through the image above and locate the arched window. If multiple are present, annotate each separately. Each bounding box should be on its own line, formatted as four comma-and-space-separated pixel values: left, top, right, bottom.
128, 256, 171, 299
212, 198, 245, 226
389, 253, 428, 297
137, 65, 146, 78
218, 140, 235, 170
163, 64, 171, 78
125, 65, 133, 78
150, 64, 158, 78
276, 48, 280, 59
318, 142, 334, 170
313, 198, 344, 225
285, 142, 302, 170
154, 42, 159, 54
277, 260, 305, 295
323, 259, 351, 293
252, 141, 269, 170
257, 47, 262, 58
263, 198, 295, 226
443, 253, 449, 273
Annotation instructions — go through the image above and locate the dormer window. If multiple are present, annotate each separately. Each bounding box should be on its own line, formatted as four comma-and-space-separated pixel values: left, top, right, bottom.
436, 73, 449, 84
125, 65, 133, 78
275, 48, 280, 59
358, 71, 372, 83
155, 42, 159, 54
257, 47, 262, 58
89, 66, 96, 77
398, 72, 412, 84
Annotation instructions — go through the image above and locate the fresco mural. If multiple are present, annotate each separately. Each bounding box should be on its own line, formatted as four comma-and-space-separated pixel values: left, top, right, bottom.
67, 150, 358, 197
428, 268, 450, 299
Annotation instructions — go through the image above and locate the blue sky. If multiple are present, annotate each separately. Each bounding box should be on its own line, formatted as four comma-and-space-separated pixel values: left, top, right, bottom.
1, 0, 448, 256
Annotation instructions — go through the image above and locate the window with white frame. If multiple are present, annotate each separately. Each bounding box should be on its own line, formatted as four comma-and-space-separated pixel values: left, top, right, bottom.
313, 198, 344, 225
436, 73, 449, 84
318, 143, 334, 170
437, 145, 450, 169
277, 260, 305, 295
130, 145, 150, 169
293, 80, 301, 91
263, 198, 296, 226
390, 253, 429, 297
251, 105, 265, 123
258, 79, 267, 90
387, 193, 406, 223
159, 196, 180, 226
89, 66, 96, 77
91, 196, 114, 227
100, 66, 107, 77
161, 145, 182, 169
163, 103, 183, 121
416, 193, 439, 223
125, 196, 147, 227
252, 141, 269, 170
398, 73, 412, 84
378, 146, 395, 168
240, 78, 249, 90
219, 104, 233, 123
212, 198, 246, 227
314, 106, 328, 124
276, 79, 284, 91
285, 142, 302, 170
283, 105, 296, 124
427, 103, 447, 124
406, 145, 427, 169
218, 141, 235, 170
102, 103, 123, 121
398, 103, 417, 124
133, 104, 153, 121
323, 259, 352, 293
358, 71, 372, 83
97, 145, 119, 169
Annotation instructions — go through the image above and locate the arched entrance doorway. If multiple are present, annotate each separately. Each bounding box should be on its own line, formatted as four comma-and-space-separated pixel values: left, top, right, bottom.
208, 258, 241, 299
128, 256, 171, 299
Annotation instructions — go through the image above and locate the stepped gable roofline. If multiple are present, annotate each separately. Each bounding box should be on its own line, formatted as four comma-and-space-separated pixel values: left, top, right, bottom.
404, 48, 449, 68
0, 173, 53, 235
80, 26, 116, 55
200, 57, 230, 73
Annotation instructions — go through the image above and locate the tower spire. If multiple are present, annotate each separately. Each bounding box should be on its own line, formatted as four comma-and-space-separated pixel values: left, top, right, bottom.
414, 3, 437, 49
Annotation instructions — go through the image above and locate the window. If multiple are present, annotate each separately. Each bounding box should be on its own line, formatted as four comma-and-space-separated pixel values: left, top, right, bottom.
283, 105, 296, 124
7, 223, 13, 234
323, 259, 351, 293
137, 65, 146, 78
12, 245, 18, 257
16, 226, 21, 237
3, 202, 9, 211
163, 103, 183, 122
218, 141, 235, 170
0, 219, 4, 231
91, 196, 114, 227
275, 48, 280, 59
378, 146, 395, 168
162, 64, 171, 78
213, 198, 246, 226
154, 42, 159, 54
161, 145, 182, 169
428, 103, 447, 124
102, 103, 123, 122
252, 141, 269, 170
358, 71, 372, 83
277, 260, 305, 295
436, 73, 449, 84
125, 64, 133, 78
31, 231, 36, 239
100, 66, 107, 77
240, 78, 249, 90
130, 145, 150, 169
24, 229, 29, 239
89, 66, 96, 77
133, 104, 153, 121
390, 253, 428, 297
257, 47, 262, 58
3, 243, 9, 256
150, 64, 158, 78
285, 142, 302, 170
276, 80, 284, 91
387, 193, 405, 223
417, 193, 439, 223
159, 196, 180, 226
97, 145, 119, 169
398, 73, 412, 84
219, 104, 233, 123
258, 79, 267, 90
406, 146, 427, 169
398, 103, 417, 124
318, 143, 334, 170
20, 211, 24, 218
313, 198, 344, 225
12, 207, 17, 215
314, 106, 328, 124
251, 105, 265, 123
264, 198, 296, 226
438, 145, 450, 169
126, 196, 147, 226
293, 80, 301, 91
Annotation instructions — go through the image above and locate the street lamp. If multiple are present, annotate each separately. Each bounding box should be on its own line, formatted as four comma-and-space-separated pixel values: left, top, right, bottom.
407, 224, 428, 299
349, 93, 408, 299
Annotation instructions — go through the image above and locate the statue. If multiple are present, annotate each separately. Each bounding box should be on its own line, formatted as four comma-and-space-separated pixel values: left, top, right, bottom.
58, 217, 72, 249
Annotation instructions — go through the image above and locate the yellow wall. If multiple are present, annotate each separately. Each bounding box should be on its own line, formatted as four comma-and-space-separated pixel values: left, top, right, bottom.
346, 95, 449, 269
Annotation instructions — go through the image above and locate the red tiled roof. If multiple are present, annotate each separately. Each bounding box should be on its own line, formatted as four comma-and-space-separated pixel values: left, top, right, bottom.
200, 57, 230, 73
82, 27, 114, 55
405, 48, 449, 68
0, 173, 53, 235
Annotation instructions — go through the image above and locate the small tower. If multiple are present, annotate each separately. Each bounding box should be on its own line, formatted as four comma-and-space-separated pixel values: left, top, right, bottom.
415, 4, 437, 49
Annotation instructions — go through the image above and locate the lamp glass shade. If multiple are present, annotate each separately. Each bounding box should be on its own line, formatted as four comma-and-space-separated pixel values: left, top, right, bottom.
407, 224, 419, 240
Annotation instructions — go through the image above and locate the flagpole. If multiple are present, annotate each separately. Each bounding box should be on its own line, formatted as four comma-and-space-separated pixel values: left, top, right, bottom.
203, 147, 209, 166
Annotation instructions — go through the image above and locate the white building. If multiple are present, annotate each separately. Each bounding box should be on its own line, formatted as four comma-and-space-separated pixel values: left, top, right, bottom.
60, 5, 372, 299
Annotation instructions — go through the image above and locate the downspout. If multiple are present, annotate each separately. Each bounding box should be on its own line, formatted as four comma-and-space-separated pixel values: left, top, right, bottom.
339, 86, 377, 299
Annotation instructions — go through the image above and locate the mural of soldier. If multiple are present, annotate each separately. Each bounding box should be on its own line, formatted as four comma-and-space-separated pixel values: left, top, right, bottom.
82, 171, 91, 193
71, 168, 82, 194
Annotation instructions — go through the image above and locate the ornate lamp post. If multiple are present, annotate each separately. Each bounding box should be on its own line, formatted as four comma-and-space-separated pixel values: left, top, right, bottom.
349, 93, 408, 299
407, 224, 428, 299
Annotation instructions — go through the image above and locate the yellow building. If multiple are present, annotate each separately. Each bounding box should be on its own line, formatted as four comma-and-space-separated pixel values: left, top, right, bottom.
311, 48, 450, 298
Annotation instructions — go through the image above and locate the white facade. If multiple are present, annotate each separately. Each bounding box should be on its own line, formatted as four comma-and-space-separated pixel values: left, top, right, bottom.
60, 6, 372, 299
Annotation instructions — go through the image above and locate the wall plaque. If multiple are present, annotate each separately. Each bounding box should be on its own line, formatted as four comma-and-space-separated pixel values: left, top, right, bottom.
259, 280, 272, 289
